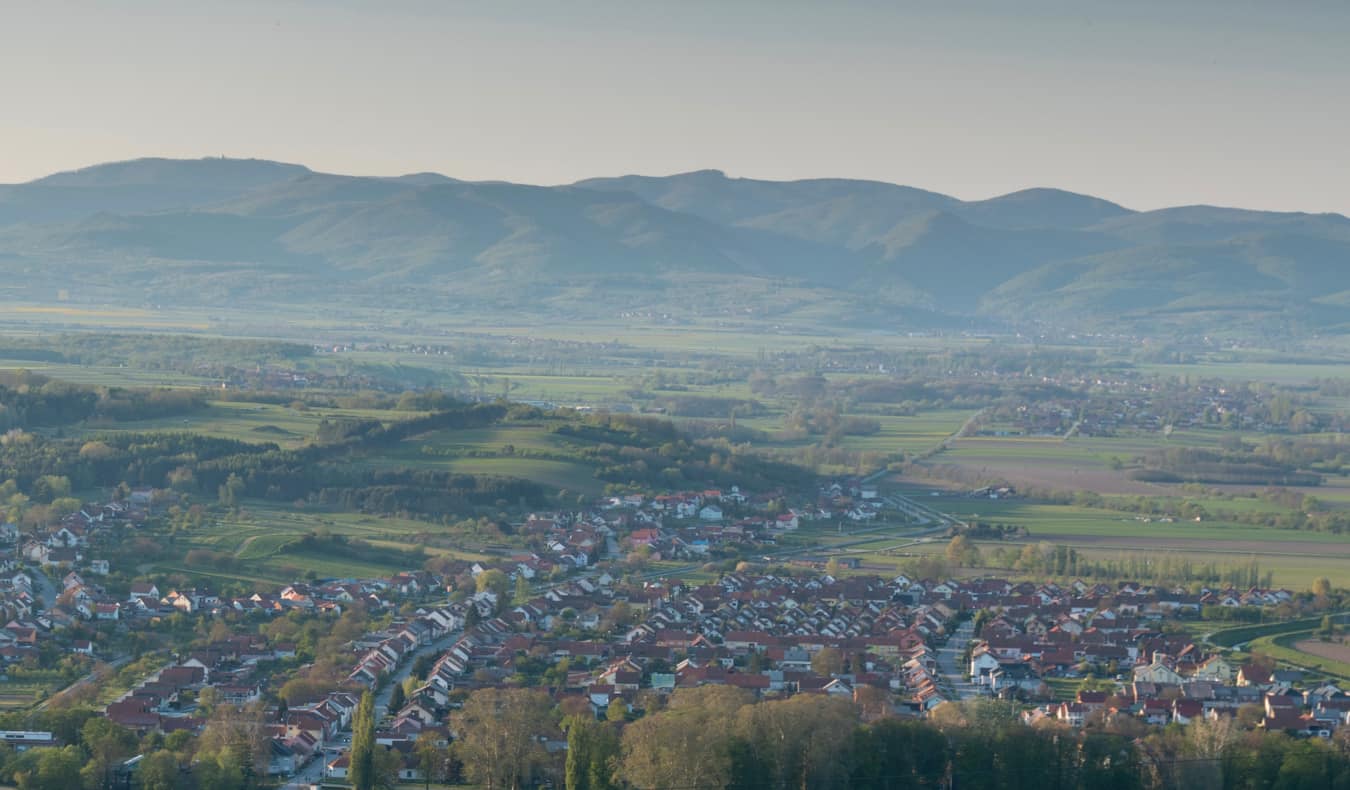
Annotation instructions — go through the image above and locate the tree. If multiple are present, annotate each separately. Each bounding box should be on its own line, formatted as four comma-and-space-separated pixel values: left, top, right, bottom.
217, 473, 245, 508
196, 703, 268, 790
853, 684, 892, 721
946, 535, 980, 568
476, 569, 510, 599
388, 683, 406, 715
849, 717, 950, 789
350, 691, 377, 790
1312, 576, 1333, 602
621, 686, 752, 790
195, 757, 243, 790
370, 745, 401, 790
50, 497, 82, 518
452, 688, 553, 790
137, 750, 180, 790
565, 716, 620, 790
811, 647, 844, 677
79, 717, 138, 790
733, 694, 857, 789
27, 747, 82, 790
601, 601, 634, 632
414, 732, 452, 789
513, 574, 531, 606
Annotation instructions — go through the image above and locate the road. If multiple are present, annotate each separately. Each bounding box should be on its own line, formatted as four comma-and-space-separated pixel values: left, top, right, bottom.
883, 491, 967, 530
28, 564, 58, 611
933, 618, 982, 701
282, 626, 462, 790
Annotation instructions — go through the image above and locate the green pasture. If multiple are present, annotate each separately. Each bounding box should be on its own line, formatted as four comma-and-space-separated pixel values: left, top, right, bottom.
396, 423, 570, 456
356, 453, 603, 495
78, 400, 422, 448
171, 503, 494, 584
838, 410, 980, 455
0, 358, 215, 389
914, 498, 1338, 544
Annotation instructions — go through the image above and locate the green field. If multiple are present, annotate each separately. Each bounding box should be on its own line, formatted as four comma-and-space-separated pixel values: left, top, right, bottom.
835, 411, 979, 455
0, 357, 216, 389
77, 400, 423, 448
1262, 631, 1350, 681
169, 504, 495, 584
357, 420, 607, 495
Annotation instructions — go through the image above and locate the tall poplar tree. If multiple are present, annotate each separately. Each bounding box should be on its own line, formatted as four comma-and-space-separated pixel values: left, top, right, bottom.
350, 690, 377, 790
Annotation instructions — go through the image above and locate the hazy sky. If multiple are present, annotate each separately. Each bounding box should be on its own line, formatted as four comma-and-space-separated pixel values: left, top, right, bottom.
3, 1, 1349, 214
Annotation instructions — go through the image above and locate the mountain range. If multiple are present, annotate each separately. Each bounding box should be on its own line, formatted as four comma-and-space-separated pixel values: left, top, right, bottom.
2, 157, 1348, 336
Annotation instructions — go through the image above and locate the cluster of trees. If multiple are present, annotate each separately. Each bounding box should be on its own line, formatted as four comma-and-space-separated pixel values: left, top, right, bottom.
781, 406, 881, 440
0, 475, 84, 526
555, 414, 815, 492
0, 372, 208, 431
0, 333, 310, 371
1131, 447, 1322, 487
0, 704, 269, 790
437, 686, 1350, 789
282, 531, 425, 567
635, 395, 766, 420
981, 541, 1275, 588
315, 402, 508, 447
273, 604, 385, 703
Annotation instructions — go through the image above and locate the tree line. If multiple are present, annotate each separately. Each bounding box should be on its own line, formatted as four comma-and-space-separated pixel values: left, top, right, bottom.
423, 687, 1350, 790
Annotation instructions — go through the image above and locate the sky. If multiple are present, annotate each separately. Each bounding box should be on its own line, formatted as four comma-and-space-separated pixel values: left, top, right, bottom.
3, 0, 1349, 214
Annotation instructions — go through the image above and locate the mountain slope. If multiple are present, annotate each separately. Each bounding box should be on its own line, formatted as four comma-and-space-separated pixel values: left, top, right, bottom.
0, 157, 1347, 336
982, 233, 1350, 327
865, 211, 1130, 310
955, 187, 1134, 230
576, 170, 958, 250
4, 173, 866, 303
0, 157, 311, 226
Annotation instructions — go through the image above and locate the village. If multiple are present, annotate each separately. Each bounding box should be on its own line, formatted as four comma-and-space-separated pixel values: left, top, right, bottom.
0, 480, 1343, 784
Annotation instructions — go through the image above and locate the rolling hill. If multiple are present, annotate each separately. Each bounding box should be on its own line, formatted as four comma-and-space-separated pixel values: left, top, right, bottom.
1, 157, 1347, 336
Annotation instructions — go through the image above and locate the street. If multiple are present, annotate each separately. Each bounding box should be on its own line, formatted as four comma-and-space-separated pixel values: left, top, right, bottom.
934, 617, 982, 701
28, 564, 59, 611
282, 625, 462, 790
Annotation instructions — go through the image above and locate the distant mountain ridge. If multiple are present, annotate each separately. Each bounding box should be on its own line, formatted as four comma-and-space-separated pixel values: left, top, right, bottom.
2, 157, 1347, 336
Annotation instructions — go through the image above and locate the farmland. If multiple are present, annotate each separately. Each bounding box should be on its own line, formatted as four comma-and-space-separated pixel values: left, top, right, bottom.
0, 304, 1347, 597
